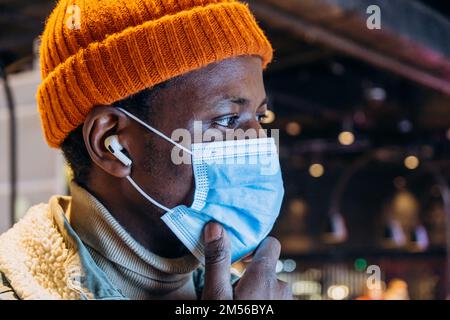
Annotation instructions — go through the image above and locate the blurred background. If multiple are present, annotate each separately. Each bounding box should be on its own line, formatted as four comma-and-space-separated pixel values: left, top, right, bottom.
0, 0, 449, 300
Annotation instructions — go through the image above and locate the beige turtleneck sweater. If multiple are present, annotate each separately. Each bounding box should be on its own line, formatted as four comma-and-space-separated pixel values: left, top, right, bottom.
68, 182, 200, 300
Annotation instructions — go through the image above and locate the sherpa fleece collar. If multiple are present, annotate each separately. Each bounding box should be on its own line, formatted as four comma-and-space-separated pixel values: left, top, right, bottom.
0, 196, 125, 300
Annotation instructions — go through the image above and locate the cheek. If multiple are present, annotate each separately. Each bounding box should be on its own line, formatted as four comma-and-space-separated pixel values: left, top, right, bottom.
155, 158, 194, 208
147, 144, 195, 206
172, 162, 195, 205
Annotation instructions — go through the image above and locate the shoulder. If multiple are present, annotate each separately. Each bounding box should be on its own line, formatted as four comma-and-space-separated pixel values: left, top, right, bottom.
0, 272, 19, 300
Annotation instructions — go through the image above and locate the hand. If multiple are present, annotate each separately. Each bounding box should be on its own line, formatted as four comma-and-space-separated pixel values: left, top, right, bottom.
201, 222, 292, 300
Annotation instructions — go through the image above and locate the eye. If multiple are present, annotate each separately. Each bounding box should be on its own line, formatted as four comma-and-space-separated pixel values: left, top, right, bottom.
213, 114, 239, 128
257, 113, 269, 123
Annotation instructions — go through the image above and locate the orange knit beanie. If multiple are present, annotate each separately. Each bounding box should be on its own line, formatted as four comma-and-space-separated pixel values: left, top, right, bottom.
37, 0, 273, 148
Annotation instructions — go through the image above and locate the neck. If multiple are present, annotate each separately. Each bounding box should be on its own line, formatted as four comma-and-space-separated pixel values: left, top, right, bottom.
83, 172, 189, 259
68, 180, 200, 299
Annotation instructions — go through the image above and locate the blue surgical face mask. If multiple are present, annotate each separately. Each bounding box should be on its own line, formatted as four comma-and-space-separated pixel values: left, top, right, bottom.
118, 108, 285, 264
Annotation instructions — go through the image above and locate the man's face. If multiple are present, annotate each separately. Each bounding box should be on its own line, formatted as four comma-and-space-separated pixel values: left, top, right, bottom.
125, 55, 268, 212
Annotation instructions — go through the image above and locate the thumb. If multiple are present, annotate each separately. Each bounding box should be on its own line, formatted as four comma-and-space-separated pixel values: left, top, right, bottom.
202, 222, 233, 300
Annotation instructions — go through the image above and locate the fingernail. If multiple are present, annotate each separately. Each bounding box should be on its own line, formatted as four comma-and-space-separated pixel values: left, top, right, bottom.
204, 222, 223, 243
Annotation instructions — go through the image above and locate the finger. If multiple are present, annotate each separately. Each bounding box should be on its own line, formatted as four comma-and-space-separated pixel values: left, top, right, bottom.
246, 237, 281, 274
278, 280, 293, 300
202, 222, 233, 300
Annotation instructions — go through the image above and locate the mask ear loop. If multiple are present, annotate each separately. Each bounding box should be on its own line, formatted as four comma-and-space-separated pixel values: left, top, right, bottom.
117, 107, 192, 155
126, 176, 171, 212
116, 107, 193, 213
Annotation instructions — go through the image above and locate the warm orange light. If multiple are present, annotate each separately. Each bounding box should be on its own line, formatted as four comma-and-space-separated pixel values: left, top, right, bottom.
261, 110, 275, 124
286, 122, 302, 136
404, 156, 419, 170
309, 163, 324, 178
338, 131, 355, 146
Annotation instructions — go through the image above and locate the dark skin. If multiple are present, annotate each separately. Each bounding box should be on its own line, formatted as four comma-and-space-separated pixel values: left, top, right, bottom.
82, 55, 292, 299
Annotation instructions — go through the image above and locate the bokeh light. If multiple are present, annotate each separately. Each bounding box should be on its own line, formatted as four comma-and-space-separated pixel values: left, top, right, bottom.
286, 121, 302, 136
404, 155, 419, 170
338, 131, 355, 146
309, 163, 324, 178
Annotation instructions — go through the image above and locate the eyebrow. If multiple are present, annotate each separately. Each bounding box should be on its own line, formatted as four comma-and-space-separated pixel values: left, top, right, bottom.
228, 96, 268, 108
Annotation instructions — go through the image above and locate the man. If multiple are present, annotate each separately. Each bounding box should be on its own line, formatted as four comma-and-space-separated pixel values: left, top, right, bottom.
0, 0, 291, 300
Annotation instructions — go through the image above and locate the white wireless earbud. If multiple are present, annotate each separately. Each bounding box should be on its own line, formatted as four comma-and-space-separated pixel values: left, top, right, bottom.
104, 135, 132, 167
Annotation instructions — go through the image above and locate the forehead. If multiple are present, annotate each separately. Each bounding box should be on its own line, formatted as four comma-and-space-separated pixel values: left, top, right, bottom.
188, 55, 264, 86
156, 56, 265, 111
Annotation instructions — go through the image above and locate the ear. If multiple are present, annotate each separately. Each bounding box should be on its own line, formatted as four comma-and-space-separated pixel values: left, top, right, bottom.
83, 106, 132, 178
